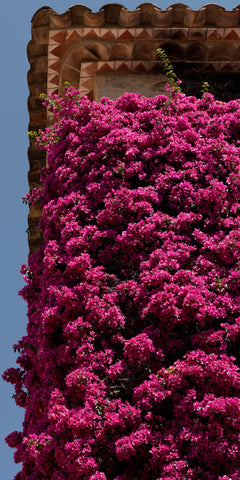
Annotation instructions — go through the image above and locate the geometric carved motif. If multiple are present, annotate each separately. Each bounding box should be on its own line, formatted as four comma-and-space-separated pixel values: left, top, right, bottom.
47, 23, 240, 106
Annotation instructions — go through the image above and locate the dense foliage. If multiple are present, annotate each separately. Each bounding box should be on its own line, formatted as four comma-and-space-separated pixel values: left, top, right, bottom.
3, 85, 240, 480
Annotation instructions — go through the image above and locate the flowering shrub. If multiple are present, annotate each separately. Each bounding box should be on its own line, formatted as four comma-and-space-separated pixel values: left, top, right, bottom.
3, 85, 240, 480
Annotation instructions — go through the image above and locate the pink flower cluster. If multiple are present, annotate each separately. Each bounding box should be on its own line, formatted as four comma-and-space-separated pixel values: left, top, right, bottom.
3, 86, 240, 479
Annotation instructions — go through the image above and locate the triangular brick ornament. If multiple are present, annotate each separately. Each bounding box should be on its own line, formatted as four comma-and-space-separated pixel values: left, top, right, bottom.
134, 63, 148, 73
49, 60, 61, 72
150, 63, 162, 73
50, 31, 66, 43
136, 29, 152, 39
82, 79, 93, 89
171, 30, 187, 40
202, 63, 217, 73
97, 63, 114, 73
101, 30, 116, 40
50, 44, 69, 58
207, 30, 223, 40
118, 30, 135, 40
67, 31, 81, 43
82, 63, 98, 75
49, 74, 60, 85
85, 29, 99, 38
225, 30, 240, 40
220, 63, 234, 72
87, 91, 94, 101
116, 63, 131, 73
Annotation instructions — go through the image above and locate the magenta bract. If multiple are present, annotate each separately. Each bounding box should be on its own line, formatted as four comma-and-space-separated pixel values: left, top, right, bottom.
3, 87, 240, 479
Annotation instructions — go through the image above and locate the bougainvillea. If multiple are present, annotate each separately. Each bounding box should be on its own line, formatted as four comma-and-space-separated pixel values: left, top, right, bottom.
3, 84, 240, 480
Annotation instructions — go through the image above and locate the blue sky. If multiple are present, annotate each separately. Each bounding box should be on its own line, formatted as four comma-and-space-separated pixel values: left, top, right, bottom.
0, 1, 238, 479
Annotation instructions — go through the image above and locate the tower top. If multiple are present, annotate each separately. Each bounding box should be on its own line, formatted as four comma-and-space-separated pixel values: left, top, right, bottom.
27, 3, 240, 252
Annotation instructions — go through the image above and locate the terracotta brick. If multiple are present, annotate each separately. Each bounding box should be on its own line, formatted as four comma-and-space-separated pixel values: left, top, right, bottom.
212, 43, 235, 61
110, 43, 133, 61
29, 110, 47, 125
161, 42, 186, 61
184, 8, 206, 27
186, 42, 209, 62
115, 61, 131, 73
79, 87, 90, 96
118, 29, 135, 40
136, 28, 153, 39
27, 71, 47, 86
132, 61, 148, 73
69, 5, 91, 25
83, 11, 105, 27
50, 44, 70, 58
205, 5, 224, 25
28, 155, 45, 178
81, 78, 94, 90
32, 26, 49, 45
87, 90, 94, 101
100, 29, 117, 40
224, 28, 240, 40
49, 60, 61, 73
171, 28, 188, 41
50, 31, 66, 43
31, 7, 53, 27
149, 62, 163, 73
30, 56, 48, 74
61, 65, 80, 86
219, 62, 234, 72
81, 62, 98, 75
207, 28, 224, 40
27, 219, 43, 242
153, 29, 170, 40
28, 214, 42, 228
87, 42, 109, 61
139, 4, 155, 25
64, 47, 97, 68
49, 12, 71, 29
233, 47, 240, 60
66, 30, 82, 43
188, 29, 206, 41
134, 41, 157, 60
100, 5, 124, 24
29, 84, 47, 98
171, 4, 188, 24
202, 62, 219, 73
84, 28, 101, 39
29, 204, 43, 219
229, 62, 239, 71
49, 74, 60, 86
119, 9, 140, 28
28, 120, 44, 138
217, 10, 239, 27
28, 97, 44, 111
97, 62, 114, 73
152, 9, 173, 27
27, 42, 47, 59
28, 146, 45, 163
30, 241, 43, 254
